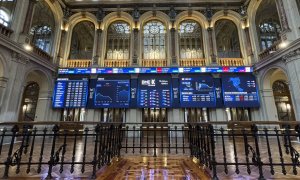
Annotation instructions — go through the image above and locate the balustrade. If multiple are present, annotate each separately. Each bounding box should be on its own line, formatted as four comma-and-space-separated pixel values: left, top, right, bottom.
104, 60, 130, 67
66, 59, 92, 68
217, 58, 244, 66
0, 23, 13, 38
258, 40, 281, 60
142, 59, 167, 67
179, 58, 206, 66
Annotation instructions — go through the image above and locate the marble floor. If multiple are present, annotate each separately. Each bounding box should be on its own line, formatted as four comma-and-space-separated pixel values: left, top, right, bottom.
96, 156, 210, 180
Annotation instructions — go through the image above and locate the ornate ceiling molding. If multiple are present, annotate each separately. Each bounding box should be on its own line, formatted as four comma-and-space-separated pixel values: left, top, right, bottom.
283, 48, 300, 62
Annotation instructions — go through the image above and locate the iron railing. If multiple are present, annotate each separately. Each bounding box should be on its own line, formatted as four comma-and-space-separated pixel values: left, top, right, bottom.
0, 121, 299, 179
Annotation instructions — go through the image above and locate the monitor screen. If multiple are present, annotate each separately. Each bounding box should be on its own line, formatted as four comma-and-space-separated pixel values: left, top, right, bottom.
52, 78, 89, 108
88, 78, 130, 108
222, 75, 260, 107
138, 76, 172, 108
179, 76, 216, 107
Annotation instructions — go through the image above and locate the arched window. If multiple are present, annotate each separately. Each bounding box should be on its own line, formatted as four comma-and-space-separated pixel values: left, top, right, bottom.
0, 9, 9, 26
20, 82, 40, 122
256, 0, 281, 51
215, 19, 241, 58
258, 19, 281, 50
272, 80, 295, 121
178, 20, 203, 59
106, 21, 131, 60
69, 21, 95, 59
30, 0, 55, 54
0, 0, 16, 27
30, 25, 52, 52
143, 20, 166, 60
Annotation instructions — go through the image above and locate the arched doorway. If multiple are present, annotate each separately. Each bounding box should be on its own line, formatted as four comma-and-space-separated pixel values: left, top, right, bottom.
20, 82, 40, 122
272, 80, 295, 121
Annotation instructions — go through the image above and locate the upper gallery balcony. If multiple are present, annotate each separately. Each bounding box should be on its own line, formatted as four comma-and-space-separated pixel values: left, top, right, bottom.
0, 23, 13, 38
66, 59, 92, 68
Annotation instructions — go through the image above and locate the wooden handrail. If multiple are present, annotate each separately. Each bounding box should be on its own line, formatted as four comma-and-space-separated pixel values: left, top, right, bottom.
104, 59, 130, 67
179, 58, 206, 66
66, 59, 92, 68
142, 59, 167, 67
217, 58, 244, 66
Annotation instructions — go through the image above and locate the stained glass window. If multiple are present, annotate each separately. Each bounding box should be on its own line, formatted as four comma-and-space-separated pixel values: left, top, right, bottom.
106, 21, 130, 60
143, 20, 166, 60
178, 20, 203, 59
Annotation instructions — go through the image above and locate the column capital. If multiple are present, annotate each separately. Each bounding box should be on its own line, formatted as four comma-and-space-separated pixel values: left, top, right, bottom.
207, 27, 213, 32
275, 0, 291, 33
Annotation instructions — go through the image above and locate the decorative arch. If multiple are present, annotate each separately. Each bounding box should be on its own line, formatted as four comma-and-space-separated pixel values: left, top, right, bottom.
211, 10, 243, 28
18, 68, 53, 122
139, 11, 170, 30
101, 12, 134, 30
64, 12, 98, 61
175, 11, 209, 29
39, 0, 63, 58
138, 11, 170, 64
23, 68, 52, 92
261, 66, 288, 90
69, 21, 95, 60
247, 0, 281, 60
211, 10, 246, 60
66, 12, 98, 30
214, 19, 241, 58
261, 67, 296, 121
174, 11, 210, 64
100, 12, 134, 63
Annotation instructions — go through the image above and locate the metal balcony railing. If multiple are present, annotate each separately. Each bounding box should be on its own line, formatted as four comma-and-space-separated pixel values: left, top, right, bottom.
0, 23, 13, 38
0, 121, 299, 179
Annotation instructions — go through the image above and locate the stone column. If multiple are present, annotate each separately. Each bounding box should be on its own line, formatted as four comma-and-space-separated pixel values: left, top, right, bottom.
207, 27, 216, 63
19, 0, 38, 44
132, 28, 139, 66
0, 77, 8, 109
284, 49, 300, 121
170, 27, 177, 65
92, 29, 102, 66
275, 0, 291, 35
57, 29, 67, 66
35, 90, 52, 122
0, 53, 28, 122
244, 27, 253, 56
260, 89, 279, 121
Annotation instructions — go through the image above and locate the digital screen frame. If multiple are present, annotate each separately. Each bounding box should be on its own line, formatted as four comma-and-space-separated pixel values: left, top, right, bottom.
137, 76, 172, 108
222, 74, 260, 108
52, 78, 89, 108
179, 75, 216, 108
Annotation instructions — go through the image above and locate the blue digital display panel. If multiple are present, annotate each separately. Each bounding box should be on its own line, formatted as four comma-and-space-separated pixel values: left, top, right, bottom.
52, 78, 89, 108
88, 78, 130, 108
180, 76, 216, 108
58, 66, 253, 75
222, 75, 260, 107
53, 80, 67, 108
138, 76, 172, 108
